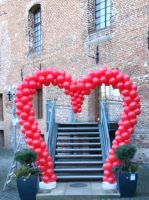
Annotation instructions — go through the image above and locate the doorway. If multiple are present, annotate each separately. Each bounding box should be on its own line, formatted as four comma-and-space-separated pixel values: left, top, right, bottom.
0, 130, 4, 147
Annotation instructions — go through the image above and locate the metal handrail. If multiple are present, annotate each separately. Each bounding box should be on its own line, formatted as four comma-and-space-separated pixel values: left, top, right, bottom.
99, 100, 111, 162
46, 100, 57, 160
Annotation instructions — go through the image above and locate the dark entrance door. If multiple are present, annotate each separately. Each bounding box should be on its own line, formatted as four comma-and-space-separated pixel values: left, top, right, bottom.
0, 130, 4, 147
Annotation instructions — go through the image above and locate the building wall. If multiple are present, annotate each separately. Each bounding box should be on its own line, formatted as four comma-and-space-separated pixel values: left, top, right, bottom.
0, 0, 149, 162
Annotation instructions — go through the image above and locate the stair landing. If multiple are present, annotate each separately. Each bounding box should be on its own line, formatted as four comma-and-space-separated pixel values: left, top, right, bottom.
37, 182, 120, 200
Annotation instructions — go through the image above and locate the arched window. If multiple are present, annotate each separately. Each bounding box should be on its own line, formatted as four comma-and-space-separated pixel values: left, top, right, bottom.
28, 4, 41, 53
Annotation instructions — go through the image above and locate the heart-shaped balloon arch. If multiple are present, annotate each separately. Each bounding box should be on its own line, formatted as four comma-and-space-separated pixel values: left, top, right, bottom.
15, 67, 141, 184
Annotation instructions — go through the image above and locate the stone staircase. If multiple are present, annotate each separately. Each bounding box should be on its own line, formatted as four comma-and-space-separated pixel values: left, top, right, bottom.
54, 123, 104, 181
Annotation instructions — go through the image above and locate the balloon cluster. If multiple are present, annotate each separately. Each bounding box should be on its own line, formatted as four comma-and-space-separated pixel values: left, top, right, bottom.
15, 67, 141, 184
15, 68, 74, 183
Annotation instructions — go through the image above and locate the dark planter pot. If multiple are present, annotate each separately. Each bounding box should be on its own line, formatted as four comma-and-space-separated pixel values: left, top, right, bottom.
117, 172, 138, 197
16, 175, 39, 200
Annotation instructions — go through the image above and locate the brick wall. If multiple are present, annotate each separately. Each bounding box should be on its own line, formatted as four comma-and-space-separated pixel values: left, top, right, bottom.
0, 0, 149, 163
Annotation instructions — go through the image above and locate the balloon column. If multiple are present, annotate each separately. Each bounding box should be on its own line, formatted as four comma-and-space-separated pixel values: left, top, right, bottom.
15, 67, 141, 184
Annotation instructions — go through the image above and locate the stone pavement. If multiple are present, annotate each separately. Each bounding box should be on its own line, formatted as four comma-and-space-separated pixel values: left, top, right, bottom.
0, 148, 149, 200
37, 181, 120, 200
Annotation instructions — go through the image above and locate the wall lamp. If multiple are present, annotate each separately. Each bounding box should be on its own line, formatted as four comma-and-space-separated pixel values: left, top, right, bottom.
88, 46, 99, 64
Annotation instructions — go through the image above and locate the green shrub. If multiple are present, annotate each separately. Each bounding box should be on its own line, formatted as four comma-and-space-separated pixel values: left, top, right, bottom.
14, 148, 39, 179
15, 149, 37, 165
114, 144, 138, 173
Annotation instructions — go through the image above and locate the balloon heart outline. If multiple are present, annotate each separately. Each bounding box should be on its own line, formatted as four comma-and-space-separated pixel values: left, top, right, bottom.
15, 67, 141, 184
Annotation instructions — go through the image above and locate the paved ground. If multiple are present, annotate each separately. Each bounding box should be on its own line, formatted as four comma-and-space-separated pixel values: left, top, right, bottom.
0, 148, 149, 200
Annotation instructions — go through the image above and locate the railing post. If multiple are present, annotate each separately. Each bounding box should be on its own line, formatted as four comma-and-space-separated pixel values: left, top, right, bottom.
98, 99, 111, 162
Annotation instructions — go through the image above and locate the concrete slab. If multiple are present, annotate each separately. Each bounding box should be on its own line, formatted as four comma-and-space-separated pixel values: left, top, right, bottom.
37, 181, 120, 200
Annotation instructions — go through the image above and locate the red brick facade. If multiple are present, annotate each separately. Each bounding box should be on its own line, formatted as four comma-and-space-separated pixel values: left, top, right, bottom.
0, 0, 149, 161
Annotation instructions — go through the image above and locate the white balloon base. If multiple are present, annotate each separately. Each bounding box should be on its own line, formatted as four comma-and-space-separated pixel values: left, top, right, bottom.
39, 181, 56, 190
102, 181, 117, 190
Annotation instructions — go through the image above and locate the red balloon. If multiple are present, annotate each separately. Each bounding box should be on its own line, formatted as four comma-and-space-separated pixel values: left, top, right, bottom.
34, 133, 41, 140
124, 81, 133, 90
46, 74, 54, 82
32, 140, 40, 148
20, 112, 28, 120
134, 96, 140, 103
123, 96, 132, 104
115, 135, 123, 143
34, 148, 42, 155
129, 102, 138, 110
47, 161, 54, 168
122, 89, 130, 96
130, 90, 137, 98
123, 74, 130, 81
116, 73, 124, 82
128, 111, 136, 119
22, 88, 31, 96
92, 77, 101, 85
130, 118, 137, 126
57, 75, 65, 83
42, 176, 50, 183
134, 108, 141, 115
21, 96, 30, 104
122, 132, 130, 140
51, 174, 57, 182
70, 84, 77, 92
26, 138, 33, 146
108, 177, 116, 184
16, 90, 23, 98
16, 102, 24, 110
63, 81, 70, 89
103, 163, 112, 170
116, 82, 124, 90
40, 141, 46, 149
28, 116, 35, 123
19, 119, 24, 126
104, 170, 112, 176
100, 76, 107, 84
23, 122, 32, 130
108, 155, 117, 162
29, 81, 37, 89
123, 106, 130, 114
122, 120, 131, 129
25, 130, 33, 138
85, 82, 93, 90
41, 69, 48, 77
46, 169, 54, 176
109, 77, 116, 86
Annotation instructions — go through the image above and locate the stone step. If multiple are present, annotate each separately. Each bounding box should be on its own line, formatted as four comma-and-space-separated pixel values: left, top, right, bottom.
56, 148, 102, 152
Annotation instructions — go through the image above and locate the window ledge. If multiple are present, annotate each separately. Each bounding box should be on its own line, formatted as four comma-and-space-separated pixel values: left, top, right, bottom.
85, 27, 113, 45
27, 50, 42, 59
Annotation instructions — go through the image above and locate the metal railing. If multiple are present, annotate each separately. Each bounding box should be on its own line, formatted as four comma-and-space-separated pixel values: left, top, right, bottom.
46, 100, 57, 160
99, 100, 111, 162
46, 100, 75, 160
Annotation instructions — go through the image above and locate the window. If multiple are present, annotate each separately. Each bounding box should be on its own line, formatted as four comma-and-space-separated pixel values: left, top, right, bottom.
34, 8, 41, 52
95, 0, 110, 30
29, 4, 41, 53
33, 89, 43, 119
0, 94, 3, 121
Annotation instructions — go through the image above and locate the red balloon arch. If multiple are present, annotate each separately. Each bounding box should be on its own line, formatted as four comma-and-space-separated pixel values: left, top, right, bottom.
15, 67, 141, 184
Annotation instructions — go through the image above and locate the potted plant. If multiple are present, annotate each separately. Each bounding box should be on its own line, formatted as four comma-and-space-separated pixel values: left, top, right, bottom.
14, 149, 39, 200
114, 144, 139, 197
